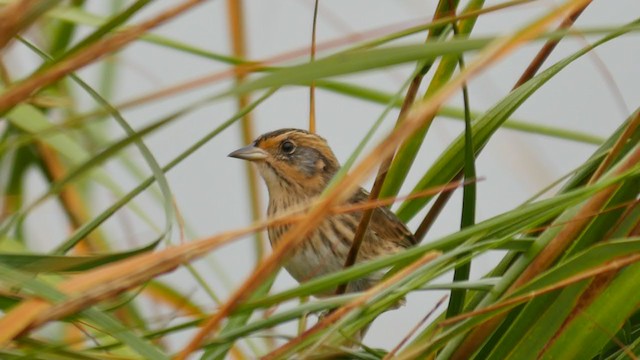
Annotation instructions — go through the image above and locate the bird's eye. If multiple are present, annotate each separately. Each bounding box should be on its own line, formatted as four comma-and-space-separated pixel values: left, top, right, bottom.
280, 140, 296, 154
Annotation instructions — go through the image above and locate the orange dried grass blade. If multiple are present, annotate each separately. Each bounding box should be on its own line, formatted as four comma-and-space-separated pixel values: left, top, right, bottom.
415, 1, 592, 243
512, 1, 592, 89
263, 250, 441, 360
0, 0, 208, 113
332, 179, 476, 216
334, 0, 454, 296
449, 120, 640, 360
36, 142, 105, 252
588, 111, 640, 184
177, 1, 581, 356
105, 1, 528, 116
439, 253, 640, 327
0, 0, 40, 50
226, 0, 266, 262
175, 197, 360, 359
0, 183, 447, 346
0, 225, 257, 345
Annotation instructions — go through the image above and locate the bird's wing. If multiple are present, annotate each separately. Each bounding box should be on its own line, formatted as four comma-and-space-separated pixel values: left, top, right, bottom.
350, 188, 417, 249
371, 206, 417, 248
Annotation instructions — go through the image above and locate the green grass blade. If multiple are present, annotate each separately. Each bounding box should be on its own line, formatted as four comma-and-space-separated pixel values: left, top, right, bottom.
17, 37, 175, 252
540, 261, 640, 359
228, 39, 492, 96
396, 23, 637, 221
447, 34, 476, 318
0, 264, 169, 359
315, 80, 604, 144
48, 87, 277, 255
0, 240, 157, 272
381, 0, 485, 200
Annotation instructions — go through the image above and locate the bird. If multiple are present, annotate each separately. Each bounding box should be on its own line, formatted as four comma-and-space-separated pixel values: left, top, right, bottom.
229, 128, 417, 296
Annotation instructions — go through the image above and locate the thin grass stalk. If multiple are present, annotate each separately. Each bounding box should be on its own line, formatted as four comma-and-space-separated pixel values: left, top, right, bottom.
44, 89, 277, 255
0, 138, 30, 222
308, 0, 319, 133
263, 251, 441, 359
512, 1, 592, 89
144, 281, 205, 318
384, 295, 449, 360
15, 37, 175, 256
335, 0, 462, 297
414, 183, 458, 242
178, 3, 589, 357
226, 0, 266, 265
0, 57, 10, 84
77, 0, 530, 119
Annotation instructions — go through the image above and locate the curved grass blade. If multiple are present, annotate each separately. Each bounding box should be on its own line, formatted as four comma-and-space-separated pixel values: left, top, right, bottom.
17, 37, 175, 253
47, 88, 277, 255
0, 105, 148, 233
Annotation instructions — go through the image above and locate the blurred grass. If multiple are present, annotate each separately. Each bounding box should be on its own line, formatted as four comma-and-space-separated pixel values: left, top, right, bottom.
0, 1, 638, 359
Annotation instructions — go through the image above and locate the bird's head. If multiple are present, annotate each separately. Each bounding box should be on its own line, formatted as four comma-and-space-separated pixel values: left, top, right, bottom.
228, 128, 340, 195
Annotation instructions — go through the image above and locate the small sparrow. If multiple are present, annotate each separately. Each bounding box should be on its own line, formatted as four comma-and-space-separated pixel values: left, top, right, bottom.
229, 128, 416, 294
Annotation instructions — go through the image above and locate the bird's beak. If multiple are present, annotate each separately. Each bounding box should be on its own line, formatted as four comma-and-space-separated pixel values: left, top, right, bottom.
228, 145, 268, 161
